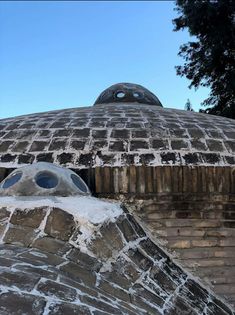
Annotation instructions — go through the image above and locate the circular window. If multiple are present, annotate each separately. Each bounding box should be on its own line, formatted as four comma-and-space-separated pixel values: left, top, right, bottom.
35, 172, 58, 189
2, 172, 22, 189
71, 174, 88, 193
115, 91, 125, 99
133, 92, 144, 99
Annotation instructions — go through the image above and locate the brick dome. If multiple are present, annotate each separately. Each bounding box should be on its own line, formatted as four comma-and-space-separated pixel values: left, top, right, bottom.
0, 194, 232, 315
0, 85, 235, 313
0, 103, 234, 168
94, 82, 163, 107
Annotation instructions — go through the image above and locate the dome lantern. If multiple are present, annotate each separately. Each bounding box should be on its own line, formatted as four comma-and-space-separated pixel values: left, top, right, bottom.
94, 82, 163, 107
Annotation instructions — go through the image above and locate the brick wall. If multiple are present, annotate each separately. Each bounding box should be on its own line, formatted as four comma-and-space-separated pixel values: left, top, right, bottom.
1, 165, 235, 307
78, 165, 235, 307
0, 200, 233, 314
128, 193, 235, 307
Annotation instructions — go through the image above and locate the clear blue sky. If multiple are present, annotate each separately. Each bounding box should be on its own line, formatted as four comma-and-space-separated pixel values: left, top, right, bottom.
0, 1, 209, 119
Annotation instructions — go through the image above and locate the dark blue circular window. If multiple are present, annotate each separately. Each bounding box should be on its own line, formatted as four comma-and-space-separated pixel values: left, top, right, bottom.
2, 172, 22, 189
35, 172, 58, 189
71, 174, 88, 193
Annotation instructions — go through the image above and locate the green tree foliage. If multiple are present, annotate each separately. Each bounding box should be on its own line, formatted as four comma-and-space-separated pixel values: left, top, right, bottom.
185, 99, 193, 111
173, 0, 235, 119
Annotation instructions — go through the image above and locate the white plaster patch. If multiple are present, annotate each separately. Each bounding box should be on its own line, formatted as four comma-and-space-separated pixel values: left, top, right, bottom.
0, 196, 123, 225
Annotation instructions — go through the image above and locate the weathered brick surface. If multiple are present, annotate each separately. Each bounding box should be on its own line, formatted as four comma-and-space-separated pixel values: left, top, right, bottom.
18, 153, 35, 164
0, 207, 11, 236
80, 295, 123, 315
45, 207, 76, 241
60, 275, 99, 298
33, 236, 71, 255
131, 294, 162, 314
0, 170, 234, 313
57, 152, 75, 165
165, 295, 198, 315
0, 153, 16, 162
60, 262, 97, 286
116, 216, 138, 242
66, 248, 102, 271
0, 291, 46, 315
37, 279, 77, 302
29, 140, 49, 152
3, 225, 38, 247
0, 141, 14, 152
98, 280, 130, 302
0, 104, 234, 168
133, 283, 165, 308
129, 247, 153, 271
118, 193, 235, 308
48, 303, 91, 315
89, 222, 125, 259
17, 249, 65, 267
36, 152, 54, 162
0, 270, 40, 292
77, 165, 235, 308
15, 263, 57, 280
10, 207, 46, 228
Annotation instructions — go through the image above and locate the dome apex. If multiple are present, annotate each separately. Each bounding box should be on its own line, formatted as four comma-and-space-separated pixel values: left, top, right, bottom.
94, 82, 163, 107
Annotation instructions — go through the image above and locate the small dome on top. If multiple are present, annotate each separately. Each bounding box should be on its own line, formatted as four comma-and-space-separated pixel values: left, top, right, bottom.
0, 162, 90, 197
94, 82, 163, 107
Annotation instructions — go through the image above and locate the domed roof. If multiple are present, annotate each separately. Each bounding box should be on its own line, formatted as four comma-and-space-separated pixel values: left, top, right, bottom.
94, 82, 163, 107
0, 84, 234, 168
0, 162, 90, 196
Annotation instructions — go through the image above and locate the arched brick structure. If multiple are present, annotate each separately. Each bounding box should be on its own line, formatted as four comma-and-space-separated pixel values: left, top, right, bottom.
0, 84, 234, 313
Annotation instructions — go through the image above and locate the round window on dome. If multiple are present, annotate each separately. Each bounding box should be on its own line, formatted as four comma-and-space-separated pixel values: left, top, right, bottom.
133, 91, 144, 99
35, 172, 58, 189
71, 174, 88, 193
115, 91, 125, 99
2, 172, 22, 189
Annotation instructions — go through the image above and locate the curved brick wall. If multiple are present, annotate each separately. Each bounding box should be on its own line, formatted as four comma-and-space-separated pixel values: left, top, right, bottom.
0, 104, 235, 168
84, 165, 235, 308
0, 196, 233, 315
0, 104, 234, 313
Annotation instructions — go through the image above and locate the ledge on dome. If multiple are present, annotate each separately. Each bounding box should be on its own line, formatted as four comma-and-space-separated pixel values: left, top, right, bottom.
94, 82, 163, 107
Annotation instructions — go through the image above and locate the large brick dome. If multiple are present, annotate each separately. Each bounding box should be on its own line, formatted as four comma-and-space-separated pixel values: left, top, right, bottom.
0, 103, 234, 169
0, 84, 235, 314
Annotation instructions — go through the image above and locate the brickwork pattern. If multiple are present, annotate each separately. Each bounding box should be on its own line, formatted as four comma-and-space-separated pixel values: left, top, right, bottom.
0, 202, 233, 315
129, 194, 235, 308
0, 104, 235, 167
82, 165, 235, 309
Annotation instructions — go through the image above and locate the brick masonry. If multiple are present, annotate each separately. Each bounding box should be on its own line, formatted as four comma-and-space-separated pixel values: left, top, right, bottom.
0, 104, 235, 168
82, 165, 235, 309
0, 164, 235, 310
0, 104, 235, 313
0, 201, 233, 315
